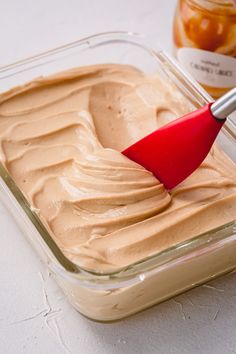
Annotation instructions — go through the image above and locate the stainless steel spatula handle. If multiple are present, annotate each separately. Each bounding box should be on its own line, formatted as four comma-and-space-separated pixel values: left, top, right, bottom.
211, 87, 236, 120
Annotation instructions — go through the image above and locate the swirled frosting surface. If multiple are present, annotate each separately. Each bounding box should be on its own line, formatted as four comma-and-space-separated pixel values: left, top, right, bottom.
0, 64, 235, 272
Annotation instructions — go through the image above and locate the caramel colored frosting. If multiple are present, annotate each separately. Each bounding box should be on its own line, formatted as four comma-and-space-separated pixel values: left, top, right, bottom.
0, 64, 235, 272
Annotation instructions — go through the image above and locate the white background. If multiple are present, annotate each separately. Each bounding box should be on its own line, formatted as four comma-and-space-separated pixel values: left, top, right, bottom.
0, 1, 236, 353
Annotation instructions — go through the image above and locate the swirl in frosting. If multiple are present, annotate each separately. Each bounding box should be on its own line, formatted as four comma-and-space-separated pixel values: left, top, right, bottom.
0, 64, 235, 272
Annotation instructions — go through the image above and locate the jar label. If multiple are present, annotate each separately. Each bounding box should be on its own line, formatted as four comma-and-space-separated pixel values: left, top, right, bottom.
177, 48, 236, 88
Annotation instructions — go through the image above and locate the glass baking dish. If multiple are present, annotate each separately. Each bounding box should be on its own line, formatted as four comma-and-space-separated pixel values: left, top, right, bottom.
0, 31, 235, 322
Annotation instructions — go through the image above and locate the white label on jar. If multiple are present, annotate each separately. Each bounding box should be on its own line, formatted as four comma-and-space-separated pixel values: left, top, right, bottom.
177, 48, 236, 88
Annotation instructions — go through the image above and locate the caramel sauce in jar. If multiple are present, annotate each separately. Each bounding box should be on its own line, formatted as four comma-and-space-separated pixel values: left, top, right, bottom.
173, 0, 236, 98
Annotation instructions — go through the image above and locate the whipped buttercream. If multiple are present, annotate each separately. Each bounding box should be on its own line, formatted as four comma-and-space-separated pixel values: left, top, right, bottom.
0, 64, 235, 272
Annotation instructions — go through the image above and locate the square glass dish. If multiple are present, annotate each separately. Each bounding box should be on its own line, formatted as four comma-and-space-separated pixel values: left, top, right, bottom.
0, 32, 235, 322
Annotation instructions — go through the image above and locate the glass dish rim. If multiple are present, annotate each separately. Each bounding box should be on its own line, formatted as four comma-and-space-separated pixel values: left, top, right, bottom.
0, 30, 235, 279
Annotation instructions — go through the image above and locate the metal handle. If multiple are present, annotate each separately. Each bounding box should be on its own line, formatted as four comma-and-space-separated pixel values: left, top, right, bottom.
211, 87, 236, 120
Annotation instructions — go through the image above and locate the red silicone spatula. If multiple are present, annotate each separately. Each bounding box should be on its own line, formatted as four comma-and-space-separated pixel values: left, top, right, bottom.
122, 87, 236, 189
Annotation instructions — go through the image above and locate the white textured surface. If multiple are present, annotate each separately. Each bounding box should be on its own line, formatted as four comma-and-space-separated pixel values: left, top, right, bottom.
0, 1, 236, 353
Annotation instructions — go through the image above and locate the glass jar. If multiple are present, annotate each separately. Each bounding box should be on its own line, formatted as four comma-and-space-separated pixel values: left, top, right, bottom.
173, 0, 236, 98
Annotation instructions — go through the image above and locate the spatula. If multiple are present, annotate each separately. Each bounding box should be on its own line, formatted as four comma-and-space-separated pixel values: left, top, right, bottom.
122, 87, 236, 189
